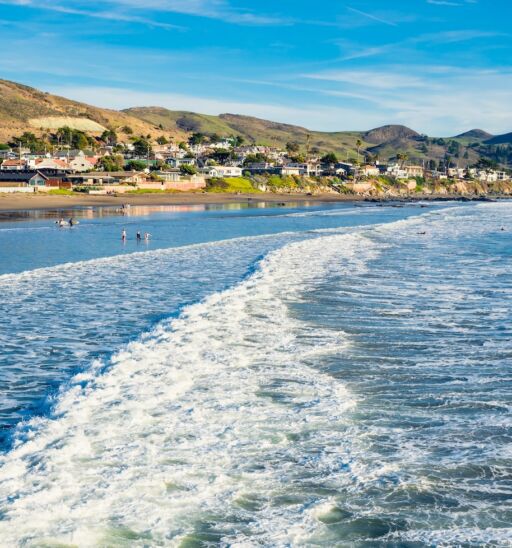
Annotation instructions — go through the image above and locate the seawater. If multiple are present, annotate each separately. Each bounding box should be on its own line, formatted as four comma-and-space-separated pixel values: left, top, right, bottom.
0, 201, 510, 546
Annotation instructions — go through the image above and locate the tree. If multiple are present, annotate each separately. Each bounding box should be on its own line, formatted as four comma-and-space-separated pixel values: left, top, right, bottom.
156, 136, 169, 145
121, 126, 133, 135
321, 152, 338, 165
50, 127, 94, 150
9, 132, 45, 153
356, 139, 363, 162
0, 143, 10, 150
243, 152, 268, 166
101, 129, 117, 146
286, 141, 300, 155
132, 138, 152, 157
97, 155, 124, 172
180, 164, 198, 175
126, 160, 147, 171
189, 133, 206, 146
231, 135, 245, 147
211, 149, 234, 164
396, 152, 408, 167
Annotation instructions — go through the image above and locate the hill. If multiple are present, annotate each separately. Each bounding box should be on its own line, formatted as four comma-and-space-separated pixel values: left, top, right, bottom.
0, 79, 510, 167
455, 129, 493, 140
123, 107, 370, 157
363, 125, 420, 144
0, 79, 180, 143
485, 132, 512, 145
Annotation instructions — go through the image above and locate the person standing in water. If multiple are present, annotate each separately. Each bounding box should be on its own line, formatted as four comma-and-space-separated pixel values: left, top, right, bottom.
121, 229, 127, 242
136, 231, 142, 242
144, 232, 151, 242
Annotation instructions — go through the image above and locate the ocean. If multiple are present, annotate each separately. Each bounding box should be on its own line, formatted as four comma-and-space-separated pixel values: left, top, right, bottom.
0, 201, 510, 546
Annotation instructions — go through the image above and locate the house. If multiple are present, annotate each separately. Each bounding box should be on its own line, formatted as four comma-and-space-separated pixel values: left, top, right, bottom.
0, 159, 28, 171
154, 170, 181, 182
404, 165, 424, 178
279, 165, 302, 177
0, 170, 50, 187
0, 148, 13, 160
167, 157, 197, 168
478, 170, 498, 183
55, 149, 94, 160
67, 171, 148, 186
201, 166, 243, 178
359, 165, 380, 177
69, 156, 98, 172
284, 163, 322, 176
386, 164, 408, 179
29, 158, 69, 171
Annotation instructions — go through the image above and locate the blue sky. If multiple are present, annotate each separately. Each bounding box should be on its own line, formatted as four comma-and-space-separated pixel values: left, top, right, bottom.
0, 0, 511, 135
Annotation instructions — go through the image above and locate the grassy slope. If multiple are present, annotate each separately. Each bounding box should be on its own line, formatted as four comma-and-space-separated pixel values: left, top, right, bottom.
205, 177, 260, 193
124, 107, 372, 157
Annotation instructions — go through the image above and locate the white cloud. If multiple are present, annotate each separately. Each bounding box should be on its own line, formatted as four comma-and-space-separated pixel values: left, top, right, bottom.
0, 0, 182, 28
305, 70, 427, 89
106, 0, 288, 25
2, 0, 288, 26
301, 66, 512, 135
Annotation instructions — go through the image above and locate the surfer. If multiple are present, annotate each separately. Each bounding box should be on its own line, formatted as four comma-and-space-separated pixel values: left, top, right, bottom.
121, 229, 127, 242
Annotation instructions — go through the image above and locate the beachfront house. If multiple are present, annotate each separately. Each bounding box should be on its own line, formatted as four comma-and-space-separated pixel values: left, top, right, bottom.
154, 170, 181, 182
0, 170, 50, 188
201, 166, 243, 178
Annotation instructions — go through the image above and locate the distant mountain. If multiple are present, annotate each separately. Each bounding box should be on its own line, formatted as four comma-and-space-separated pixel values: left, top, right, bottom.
455, 129, 493, 140
485, 132, 512, 145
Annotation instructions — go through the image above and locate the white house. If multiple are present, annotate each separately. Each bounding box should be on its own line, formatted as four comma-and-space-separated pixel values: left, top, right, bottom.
202, 166, 243, 178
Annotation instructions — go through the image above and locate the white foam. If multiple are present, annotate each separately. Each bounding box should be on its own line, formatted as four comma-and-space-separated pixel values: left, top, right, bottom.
0, 231, 379, 546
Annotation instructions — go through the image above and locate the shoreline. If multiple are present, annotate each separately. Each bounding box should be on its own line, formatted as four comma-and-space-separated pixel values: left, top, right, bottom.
0, 191, 507, 213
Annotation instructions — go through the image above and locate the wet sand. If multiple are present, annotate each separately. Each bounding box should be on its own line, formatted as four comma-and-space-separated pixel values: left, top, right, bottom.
0, 192, 360, 212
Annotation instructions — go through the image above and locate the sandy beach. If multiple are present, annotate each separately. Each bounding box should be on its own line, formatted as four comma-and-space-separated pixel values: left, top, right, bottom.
0, 192, 365, 212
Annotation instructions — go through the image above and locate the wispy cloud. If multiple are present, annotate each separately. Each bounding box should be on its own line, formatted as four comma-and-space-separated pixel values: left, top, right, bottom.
0, 0, 288, 26
345, 6, 397, 27
335, 29, 506, 62
427, 0, 478, 6
305, 70, 427, 89
0, 0, 183, 29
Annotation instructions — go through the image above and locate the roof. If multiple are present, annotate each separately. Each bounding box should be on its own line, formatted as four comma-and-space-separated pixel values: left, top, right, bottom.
0, 170, 49, 182
1, 159, 26, 166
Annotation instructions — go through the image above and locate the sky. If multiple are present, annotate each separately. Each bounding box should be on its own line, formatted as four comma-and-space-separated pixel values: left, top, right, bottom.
0, 0, 511, 136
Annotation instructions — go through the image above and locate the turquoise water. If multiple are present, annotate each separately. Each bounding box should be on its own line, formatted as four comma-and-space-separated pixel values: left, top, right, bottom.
0, 201, 510, 546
